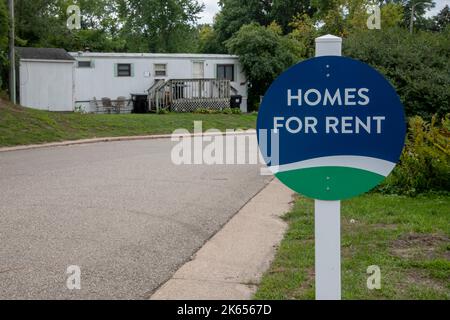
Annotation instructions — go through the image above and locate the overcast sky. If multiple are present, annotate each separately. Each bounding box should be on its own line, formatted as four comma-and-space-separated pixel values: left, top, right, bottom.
198, 0, 450, 24
198, 0, 220, 24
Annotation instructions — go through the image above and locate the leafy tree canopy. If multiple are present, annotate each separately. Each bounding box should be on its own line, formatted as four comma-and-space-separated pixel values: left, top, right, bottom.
226, 22, 303, 109
11, 0, 204, 53
118, 0, 204, 52
344, 27, 450, 119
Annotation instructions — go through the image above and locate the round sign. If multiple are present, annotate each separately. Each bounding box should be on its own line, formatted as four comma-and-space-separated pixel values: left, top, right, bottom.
257, 56, 406, 201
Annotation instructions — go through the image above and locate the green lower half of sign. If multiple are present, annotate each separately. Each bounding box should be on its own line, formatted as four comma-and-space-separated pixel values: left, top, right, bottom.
275, 166, 385, 201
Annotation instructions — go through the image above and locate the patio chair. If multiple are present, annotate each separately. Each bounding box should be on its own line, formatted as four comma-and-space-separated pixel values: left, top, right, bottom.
115, 96, 126, 114
101, 97, 114, 114
90, 97, 100, 113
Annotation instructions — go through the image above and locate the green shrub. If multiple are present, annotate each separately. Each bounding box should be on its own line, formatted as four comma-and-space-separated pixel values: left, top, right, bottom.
344, 28, 450, 119
378, 115, 450, 195
194, 108, 209, 114
231, 108, 242, 114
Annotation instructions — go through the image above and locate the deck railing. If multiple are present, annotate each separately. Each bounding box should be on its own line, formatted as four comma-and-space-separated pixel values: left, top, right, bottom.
148, 79, 231, 112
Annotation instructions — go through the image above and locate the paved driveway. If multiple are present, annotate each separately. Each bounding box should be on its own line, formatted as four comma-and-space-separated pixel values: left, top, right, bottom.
0, 138, 269, 299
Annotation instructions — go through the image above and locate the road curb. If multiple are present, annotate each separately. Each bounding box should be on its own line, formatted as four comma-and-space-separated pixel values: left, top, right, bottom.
149, 179, 294, 300
0, 130, 257, 153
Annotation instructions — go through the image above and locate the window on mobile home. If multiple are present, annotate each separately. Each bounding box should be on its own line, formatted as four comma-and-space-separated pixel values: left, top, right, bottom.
217, 64, 234, 82
117, 64, 132, 77
154, 64, 167, 77
78, 60, 92, 68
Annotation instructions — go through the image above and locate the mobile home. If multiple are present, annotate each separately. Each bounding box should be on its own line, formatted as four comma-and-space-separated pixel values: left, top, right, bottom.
16, 47, 249, 113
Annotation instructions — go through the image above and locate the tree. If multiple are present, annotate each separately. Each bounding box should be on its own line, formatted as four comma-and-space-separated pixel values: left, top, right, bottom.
380, 2, 404, 28
226, 23, 303, 110
118, 0, 204, 52
310, 0, 403, 36
270, 0, 316, 33
14, 0, 58, 47
211, 0, 317, 51
0, 0, 8, 50
344, 27, 450, 119
13, 0, 125, 51
408, 0, 435, 33
385, 0, 435, 31
318, 0, 360, 36
213, 0, 270, 51
8, 0, 208, 54
433, 4, 450, 31
287, 13, 319, 58
0, 0, 9, 89
197, 24, 222, 53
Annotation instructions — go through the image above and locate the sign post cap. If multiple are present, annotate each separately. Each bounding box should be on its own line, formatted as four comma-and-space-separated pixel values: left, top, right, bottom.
315, 34, 342, 57
315, 34, 343, 43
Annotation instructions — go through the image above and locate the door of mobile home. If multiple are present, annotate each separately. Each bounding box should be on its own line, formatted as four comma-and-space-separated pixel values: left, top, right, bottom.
192, 61, 205, 98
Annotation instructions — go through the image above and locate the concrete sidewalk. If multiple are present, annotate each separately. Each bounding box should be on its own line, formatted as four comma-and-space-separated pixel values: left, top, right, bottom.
150, 179, 293, 300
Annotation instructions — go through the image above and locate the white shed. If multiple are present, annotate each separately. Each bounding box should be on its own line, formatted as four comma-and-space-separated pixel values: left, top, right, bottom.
17, 47, 75, 111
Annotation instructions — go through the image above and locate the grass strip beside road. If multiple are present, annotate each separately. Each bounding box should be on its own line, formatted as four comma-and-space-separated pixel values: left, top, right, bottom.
254, 193, 450, 300
0, 99, 257, 147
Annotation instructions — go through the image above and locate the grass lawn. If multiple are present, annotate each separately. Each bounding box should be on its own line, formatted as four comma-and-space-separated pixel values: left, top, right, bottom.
0, 98, 257, 147
254, 193, 450, 300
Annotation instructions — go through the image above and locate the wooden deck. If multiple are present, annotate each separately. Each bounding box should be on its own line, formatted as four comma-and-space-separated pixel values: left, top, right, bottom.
148, 79, 235, 112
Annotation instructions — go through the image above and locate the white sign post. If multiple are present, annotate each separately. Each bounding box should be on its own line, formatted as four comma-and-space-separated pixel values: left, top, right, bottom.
314, 35, 343, 300
258, 33, 406, 302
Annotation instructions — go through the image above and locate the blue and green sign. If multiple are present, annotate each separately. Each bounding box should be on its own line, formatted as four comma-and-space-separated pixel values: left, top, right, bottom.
257, 56, 406, 201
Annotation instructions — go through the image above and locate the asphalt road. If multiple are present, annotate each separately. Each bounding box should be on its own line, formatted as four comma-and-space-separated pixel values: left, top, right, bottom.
0, 138, 269, 299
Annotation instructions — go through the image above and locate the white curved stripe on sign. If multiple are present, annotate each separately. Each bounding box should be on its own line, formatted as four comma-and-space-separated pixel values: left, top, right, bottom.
270, 156, 396, 177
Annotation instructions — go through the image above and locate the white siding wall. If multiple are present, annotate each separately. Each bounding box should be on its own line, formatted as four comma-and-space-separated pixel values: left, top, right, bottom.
19, 60, 74, 111
73, 55, 248, 112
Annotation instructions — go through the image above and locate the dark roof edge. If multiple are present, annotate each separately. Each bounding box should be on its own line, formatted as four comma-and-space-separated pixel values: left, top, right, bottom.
15, 47, 76, 61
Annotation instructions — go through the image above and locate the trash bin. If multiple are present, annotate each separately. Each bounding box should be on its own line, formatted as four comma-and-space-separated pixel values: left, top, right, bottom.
230, 95, 242, 108
131, 94, 149, 113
